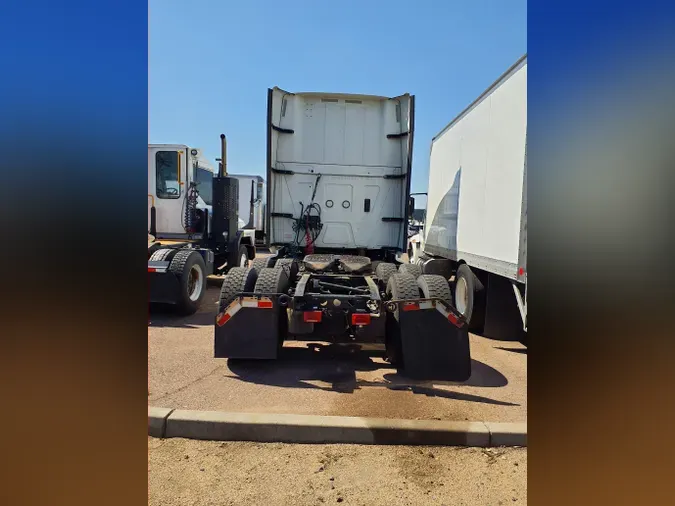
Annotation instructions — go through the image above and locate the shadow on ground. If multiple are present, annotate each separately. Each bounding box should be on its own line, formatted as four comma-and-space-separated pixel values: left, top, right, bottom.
496, 346, 527, 354
226, 343, 517, 406
149, 286, 220, 329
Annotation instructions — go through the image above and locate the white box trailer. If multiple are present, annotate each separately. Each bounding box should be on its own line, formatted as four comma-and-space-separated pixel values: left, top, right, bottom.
420, 55, 527, 340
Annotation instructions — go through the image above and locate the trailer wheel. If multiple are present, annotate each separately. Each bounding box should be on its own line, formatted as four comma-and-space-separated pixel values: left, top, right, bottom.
398, 263, 422, 279
237, 245, 249, 268
454, 264, 485, 332
250, 257, 274, 275
169, 250, 207, 315
384, 273, 420, 366
417, 274, 452, 303
149, 248, 173, 262
218, 267, 258, 312
376, 262, 398, 290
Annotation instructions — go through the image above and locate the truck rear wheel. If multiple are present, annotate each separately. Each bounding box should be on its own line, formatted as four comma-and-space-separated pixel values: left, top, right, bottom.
250, 256, 274, 275
169, 250, 207, 315
399, 263, 422, 279
376, 262, 398, 290
454, 264, 485, 332
385, 273, 420, 366
254, 267, 290, 294
218, 267, 258, 312
274, 258, 299, 280
254, 267, 291, 345
417, 274, 451, 303
149, 248, 173, 262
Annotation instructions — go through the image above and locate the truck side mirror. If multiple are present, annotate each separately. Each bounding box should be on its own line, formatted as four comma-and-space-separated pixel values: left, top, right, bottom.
408, 197, 415, 219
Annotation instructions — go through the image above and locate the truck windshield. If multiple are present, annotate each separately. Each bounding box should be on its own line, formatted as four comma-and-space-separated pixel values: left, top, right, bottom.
195, 166, 213, 205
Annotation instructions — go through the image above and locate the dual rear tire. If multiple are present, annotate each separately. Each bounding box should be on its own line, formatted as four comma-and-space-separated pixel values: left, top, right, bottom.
218, 265, 291, 313
169, 250, 207, 315
384, 273, 453, 366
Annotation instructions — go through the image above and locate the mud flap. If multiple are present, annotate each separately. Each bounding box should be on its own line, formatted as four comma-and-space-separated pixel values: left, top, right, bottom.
214, 296, 284, 359
149, 272, 181, 305
397, 301, 471, 381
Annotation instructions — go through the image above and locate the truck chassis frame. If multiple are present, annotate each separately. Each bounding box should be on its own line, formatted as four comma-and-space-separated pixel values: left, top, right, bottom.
214, 255, 472, 381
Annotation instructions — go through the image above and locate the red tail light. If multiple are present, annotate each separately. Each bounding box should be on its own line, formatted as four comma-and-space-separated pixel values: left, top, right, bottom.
303, 311, 322, 323
402, 302, 420, 311
351, 313, 371, 326
148, 267, 156, 273
258, 300, 273, 308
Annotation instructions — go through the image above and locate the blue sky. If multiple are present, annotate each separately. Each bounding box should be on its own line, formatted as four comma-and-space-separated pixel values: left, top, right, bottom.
149, 0, 526, 207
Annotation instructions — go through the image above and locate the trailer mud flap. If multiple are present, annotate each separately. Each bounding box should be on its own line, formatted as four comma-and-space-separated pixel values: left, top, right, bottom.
396, 300, 471, 381
214, 295, 285, 359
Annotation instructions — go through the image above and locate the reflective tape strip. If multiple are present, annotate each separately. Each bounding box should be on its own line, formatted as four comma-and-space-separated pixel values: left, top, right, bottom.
241, 297, 274, 308
436, 302, 464, 328
216, 300, 242, 326
257, 299, 274, 308
148, 260, 169, 273
402, 300, 433, 311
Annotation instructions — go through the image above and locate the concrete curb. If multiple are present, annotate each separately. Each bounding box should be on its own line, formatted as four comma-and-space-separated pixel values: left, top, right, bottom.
148, 407, 174, 438
149, 408, 526, 447
485, 422, 527, 446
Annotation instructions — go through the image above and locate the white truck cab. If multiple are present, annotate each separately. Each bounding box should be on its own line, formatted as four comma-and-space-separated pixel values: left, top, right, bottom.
148, 144, 215, 238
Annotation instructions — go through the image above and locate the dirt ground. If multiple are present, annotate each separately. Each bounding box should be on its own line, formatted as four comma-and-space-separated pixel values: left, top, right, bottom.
149, 281, 526, 423
149, 437, 527, 506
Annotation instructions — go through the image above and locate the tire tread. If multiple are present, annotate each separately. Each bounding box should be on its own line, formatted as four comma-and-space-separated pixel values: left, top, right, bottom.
398, 263, 422, 279
376, 262, 398, 288
219, 267, 258, 312
417, 274, 451, 303
254, 267, 290, 294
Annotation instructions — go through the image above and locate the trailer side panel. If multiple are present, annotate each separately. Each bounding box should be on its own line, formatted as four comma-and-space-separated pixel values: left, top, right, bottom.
424, 57, 527, 280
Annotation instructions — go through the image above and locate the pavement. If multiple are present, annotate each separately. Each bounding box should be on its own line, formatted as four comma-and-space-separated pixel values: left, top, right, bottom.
149, 266, 527, 424
148, 437, 527, 506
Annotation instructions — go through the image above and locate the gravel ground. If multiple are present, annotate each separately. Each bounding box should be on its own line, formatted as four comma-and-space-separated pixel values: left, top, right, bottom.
149, 281, 526, 423
149, 437, 527, 505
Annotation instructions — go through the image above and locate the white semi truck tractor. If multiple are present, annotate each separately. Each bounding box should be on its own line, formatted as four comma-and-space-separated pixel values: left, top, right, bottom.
213, 87, 473, 381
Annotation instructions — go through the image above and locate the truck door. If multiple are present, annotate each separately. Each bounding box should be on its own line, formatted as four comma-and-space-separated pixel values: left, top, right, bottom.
148, 146, 189, 237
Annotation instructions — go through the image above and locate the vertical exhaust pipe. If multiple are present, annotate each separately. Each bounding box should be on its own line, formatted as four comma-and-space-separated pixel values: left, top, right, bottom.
150, 206, 157, 237
247, 180, 255, 229
219, 133, 227, 177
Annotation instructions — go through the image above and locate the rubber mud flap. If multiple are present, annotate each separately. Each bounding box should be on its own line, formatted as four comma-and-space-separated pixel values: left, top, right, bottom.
149, 271, 182, 305
214, 296, 283, 359
398, 308, 471, 381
